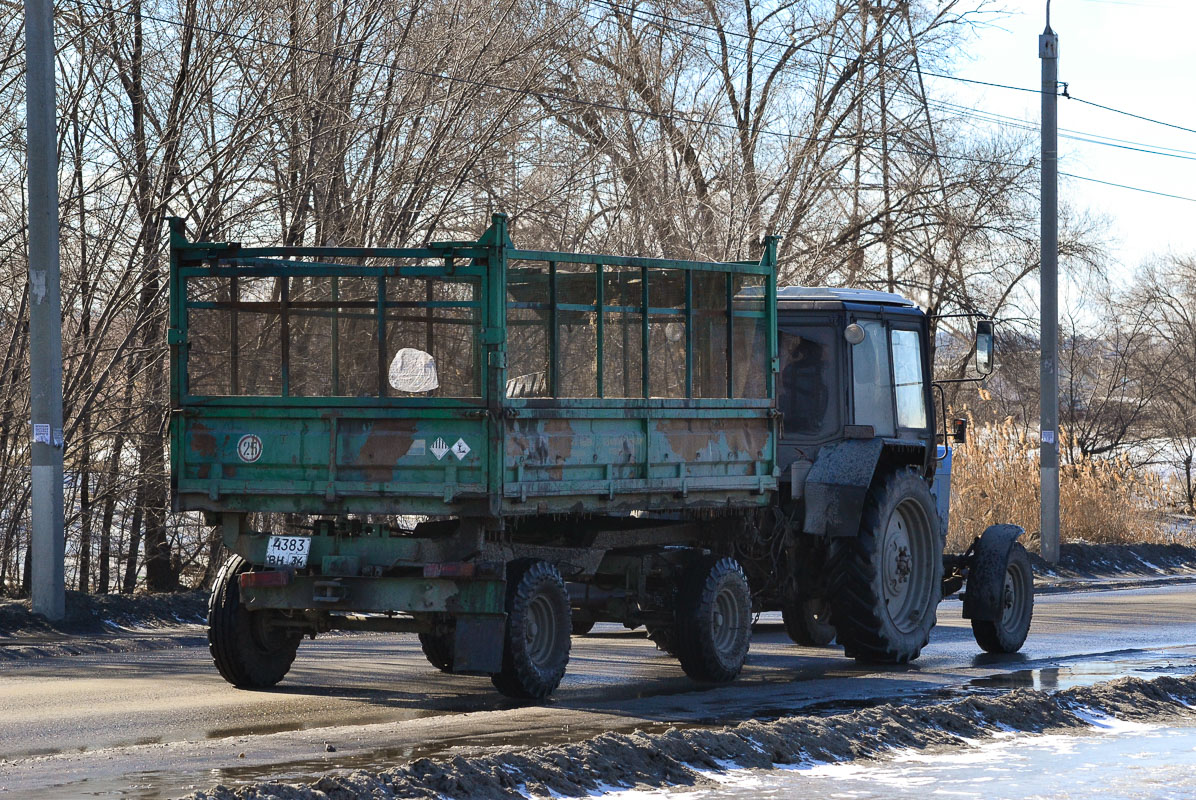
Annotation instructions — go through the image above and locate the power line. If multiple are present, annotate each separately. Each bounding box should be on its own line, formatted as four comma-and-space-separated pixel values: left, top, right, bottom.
1061, 172, 1196, 203
590, 0, 1045, 96
1067, 95, 1196, 137
593, 0, 1196, 149
88, 0, 1025, 171
84, 1, 1196, 207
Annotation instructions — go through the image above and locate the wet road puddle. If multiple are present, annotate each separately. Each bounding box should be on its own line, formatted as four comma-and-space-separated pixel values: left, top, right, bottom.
969, 651, 1196, 693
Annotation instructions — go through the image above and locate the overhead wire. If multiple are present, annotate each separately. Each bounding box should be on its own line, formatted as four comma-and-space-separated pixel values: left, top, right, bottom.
86, 0, 1025, 171
1060, 172, 1196, 203
588, 1, 1196, 164
84, 0, 1195, 204
593, 0, 1196, 141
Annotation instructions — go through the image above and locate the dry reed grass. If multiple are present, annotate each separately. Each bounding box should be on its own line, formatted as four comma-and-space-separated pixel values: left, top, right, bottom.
947, 414, 1174, 553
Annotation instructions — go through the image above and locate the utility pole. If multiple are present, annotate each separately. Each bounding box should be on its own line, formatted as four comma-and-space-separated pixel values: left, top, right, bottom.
25, 0, 66, 618
1039, 4, 1060, 564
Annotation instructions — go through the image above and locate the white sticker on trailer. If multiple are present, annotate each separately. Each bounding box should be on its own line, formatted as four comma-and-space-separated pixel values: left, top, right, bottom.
452, 438, 471, 460
237, 434, 263, 463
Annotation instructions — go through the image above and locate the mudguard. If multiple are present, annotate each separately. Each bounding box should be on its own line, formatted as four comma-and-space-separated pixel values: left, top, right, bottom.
962, 524, 1026, 621
802, 439, 885, 538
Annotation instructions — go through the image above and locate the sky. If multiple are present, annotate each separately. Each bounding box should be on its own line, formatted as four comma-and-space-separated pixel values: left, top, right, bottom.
926, 0, 1196, 290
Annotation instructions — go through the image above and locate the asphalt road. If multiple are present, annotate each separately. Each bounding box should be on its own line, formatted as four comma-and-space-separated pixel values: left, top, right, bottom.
3, 580, 1196, 799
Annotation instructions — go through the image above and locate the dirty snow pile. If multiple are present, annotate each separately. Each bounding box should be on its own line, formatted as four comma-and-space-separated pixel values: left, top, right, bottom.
183, 674, 1196, 800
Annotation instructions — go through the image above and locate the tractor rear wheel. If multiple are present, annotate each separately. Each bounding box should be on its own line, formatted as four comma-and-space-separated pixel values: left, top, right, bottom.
208, 555, 301, 688
828, 469, 943, 664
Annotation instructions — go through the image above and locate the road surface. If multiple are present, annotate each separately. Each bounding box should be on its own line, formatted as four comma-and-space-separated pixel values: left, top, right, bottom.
2, 580, 1196, 799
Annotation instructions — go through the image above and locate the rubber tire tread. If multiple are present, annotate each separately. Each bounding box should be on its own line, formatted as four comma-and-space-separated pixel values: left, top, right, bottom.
571, 619, 595, 636
208, 555, 300, 688
971, 543, 1034, 654
782, 598, 836, 647
827, 468, 943, 664
419, 631, 454, 672
674, 556, 752, 683
491, 559, 572, 700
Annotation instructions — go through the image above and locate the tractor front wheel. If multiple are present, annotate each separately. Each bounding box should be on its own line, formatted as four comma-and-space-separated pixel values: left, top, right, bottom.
971, 543, 1034, 654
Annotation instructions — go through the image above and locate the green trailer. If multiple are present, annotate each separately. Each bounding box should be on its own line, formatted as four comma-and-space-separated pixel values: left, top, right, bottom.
170, 215, 781, 697
172, 215, 1034, 699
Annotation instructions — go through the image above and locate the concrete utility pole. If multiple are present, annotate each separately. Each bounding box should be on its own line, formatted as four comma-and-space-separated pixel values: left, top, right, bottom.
1039, 4, 1060, 564
25, 0, 66, 618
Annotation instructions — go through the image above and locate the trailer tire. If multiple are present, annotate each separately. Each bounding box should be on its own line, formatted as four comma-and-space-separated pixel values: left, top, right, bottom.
208, 555, 301, 688
675, 556, 752, 683
419, 631, 454, 672
491, 559, 572, 700
571, 619, 595, 636
828, 468, 942, 664
971, 543, 1034, 654
782, 597, 836, 647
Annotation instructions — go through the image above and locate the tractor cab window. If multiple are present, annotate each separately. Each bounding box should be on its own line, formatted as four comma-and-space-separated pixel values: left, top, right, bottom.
891, 328, 928, 429
851, 319, 895, 437
778, 326, 838, 438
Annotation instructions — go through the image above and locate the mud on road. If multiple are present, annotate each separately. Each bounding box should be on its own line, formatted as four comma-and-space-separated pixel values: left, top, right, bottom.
185, 674, 1196, 800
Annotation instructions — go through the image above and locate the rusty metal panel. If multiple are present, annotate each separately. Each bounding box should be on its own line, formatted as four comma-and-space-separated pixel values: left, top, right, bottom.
501, 411, 775, 512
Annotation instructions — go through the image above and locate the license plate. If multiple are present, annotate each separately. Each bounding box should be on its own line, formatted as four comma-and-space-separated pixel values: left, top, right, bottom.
264, 536, 311, 568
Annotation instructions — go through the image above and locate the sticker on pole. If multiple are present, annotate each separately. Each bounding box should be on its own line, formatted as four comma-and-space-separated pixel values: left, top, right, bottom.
451, 438, 471, 460
237, 434, 263, 463
1041, 430, 1055, 445
32, 423, 50, 444
430, 437, 449, 460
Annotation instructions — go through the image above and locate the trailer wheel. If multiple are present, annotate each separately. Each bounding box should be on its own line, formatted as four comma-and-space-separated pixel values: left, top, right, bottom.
208, 555, 301, 688
675, 557, 752, 683
782, 597, 836, 647
828, 468, 943, 664
571, 619, 595, 636
971, 543, 1034, 654
418, 631, 454, 672
491, 560, 572, 699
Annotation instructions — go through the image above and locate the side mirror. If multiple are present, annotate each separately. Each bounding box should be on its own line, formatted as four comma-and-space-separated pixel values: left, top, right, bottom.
975, 319, 994, 375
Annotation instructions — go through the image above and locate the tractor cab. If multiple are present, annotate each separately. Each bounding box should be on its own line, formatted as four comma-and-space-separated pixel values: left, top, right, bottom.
775, 287, 936, 496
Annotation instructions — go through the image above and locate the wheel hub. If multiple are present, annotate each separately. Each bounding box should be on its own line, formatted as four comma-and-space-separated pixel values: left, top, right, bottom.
880, 499, 935, 634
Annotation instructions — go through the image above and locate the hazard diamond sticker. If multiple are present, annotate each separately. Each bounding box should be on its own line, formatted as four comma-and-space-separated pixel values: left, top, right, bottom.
430, 437, 449, 460
451, 438, 471, 460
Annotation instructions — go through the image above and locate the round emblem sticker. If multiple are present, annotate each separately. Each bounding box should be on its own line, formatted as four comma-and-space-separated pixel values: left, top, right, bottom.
237, 434, 263, 463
